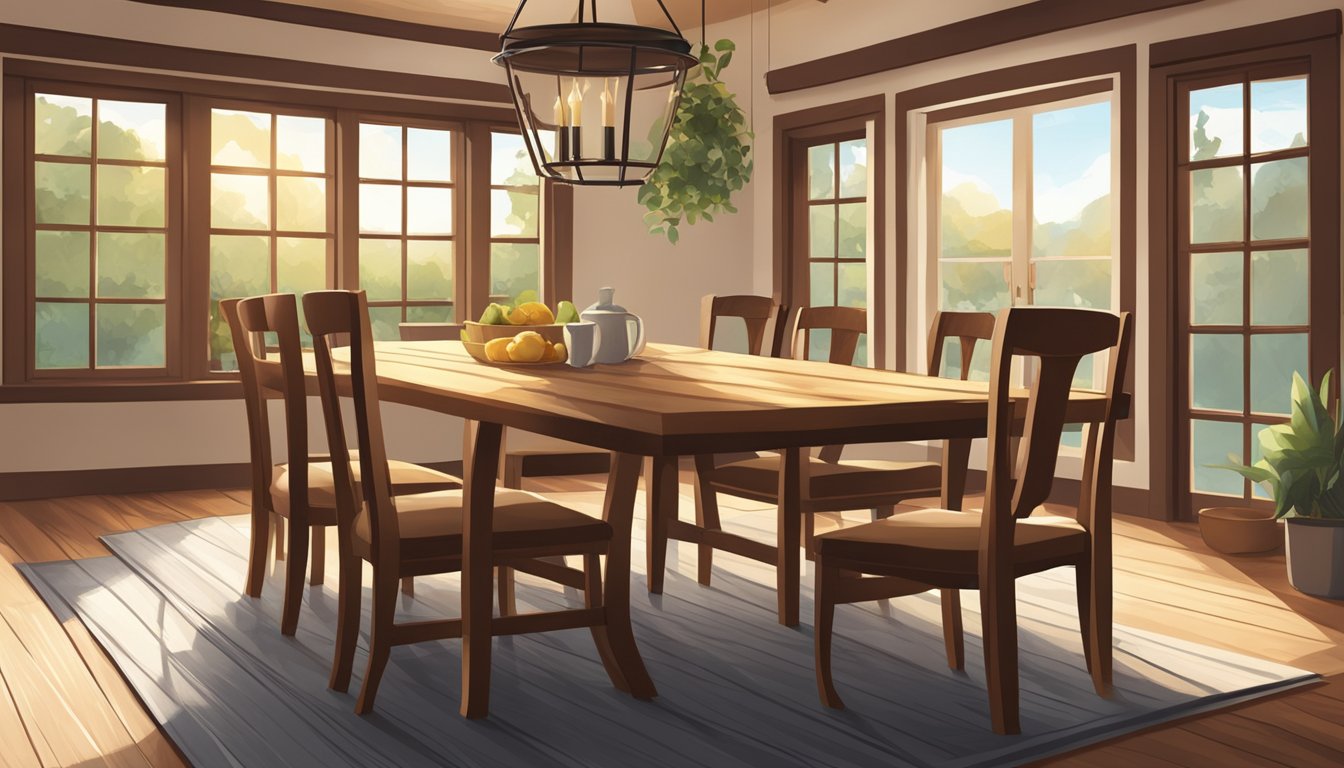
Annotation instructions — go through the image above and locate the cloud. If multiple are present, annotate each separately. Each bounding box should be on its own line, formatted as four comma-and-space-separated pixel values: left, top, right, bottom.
1034, 152, 1110, 224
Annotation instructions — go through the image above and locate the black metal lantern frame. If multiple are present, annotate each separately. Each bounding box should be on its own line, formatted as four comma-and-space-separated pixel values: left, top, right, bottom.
494, 1, 699, 187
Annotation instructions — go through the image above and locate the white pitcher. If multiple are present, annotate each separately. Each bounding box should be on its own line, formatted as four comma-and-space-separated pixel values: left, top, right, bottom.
580, 287, 645, 364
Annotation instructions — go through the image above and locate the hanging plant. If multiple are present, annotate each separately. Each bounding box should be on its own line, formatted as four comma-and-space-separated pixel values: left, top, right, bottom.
637, 39, 753, 244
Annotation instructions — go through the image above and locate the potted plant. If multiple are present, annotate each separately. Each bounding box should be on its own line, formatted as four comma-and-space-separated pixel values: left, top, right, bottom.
1217, 371, 1344, 598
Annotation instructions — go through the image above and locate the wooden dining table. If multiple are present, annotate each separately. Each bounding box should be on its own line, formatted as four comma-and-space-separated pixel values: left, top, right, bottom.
329, 339, 1125, 701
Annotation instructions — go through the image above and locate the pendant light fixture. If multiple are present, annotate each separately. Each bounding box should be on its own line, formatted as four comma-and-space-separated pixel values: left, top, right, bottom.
494, 1, 699, 186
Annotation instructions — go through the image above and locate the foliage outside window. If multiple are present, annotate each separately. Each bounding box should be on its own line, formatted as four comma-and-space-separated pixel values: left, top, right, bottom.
488, 131, 542, 305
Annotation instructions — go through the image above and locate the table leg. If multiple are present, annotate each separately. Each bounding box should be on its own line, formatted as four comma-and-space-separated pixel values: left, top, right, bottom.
644, 454, 678, 595
776, 447, 803, 627
591, 451, 657, 699
460, 420, 502, 719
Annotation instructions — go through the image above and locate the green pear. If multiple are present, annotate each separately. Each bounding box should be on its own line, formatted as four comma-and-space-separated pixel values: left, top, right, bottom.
479, 303, 508, 325
555, 300, 580, 325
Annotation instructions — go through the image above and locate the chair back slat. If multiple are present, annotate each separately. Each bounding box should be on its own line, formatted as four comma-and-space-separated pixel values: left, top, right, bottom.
306, 290, 400, 557
699, 294, 786, 356
927, 311, 996, 380
222, 298, 273, 506
789, 306, 867, 365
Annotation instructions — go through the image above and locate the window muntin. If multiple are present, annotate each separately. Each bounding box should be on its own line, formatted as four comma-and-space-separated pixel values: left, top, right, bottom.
488, 130, 542, 306
802, 135, 871, 364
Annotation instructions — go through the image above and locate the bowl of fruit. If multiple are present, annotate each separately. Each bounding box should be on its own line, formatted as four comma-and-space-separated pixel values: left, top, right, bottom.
461, 299, 580, 366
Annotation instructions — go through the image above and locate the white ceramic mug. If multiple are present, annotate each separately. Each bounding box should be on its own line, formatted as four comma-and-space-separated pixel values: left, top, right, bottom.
563, 321, 602, 368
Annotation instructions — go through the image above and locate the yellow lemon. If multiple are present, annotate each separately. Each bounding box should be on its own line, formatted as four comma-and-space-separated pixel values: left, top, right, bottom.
541, 342, 562, 363
484, 337, 512, 362
552, 342, 567, 362
508, 301, 555, 326
506, 331, 546, 362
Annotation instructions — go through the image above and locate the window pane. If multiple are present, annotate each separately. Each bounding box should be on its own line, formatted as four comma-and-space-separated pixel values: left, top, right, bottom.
1251, 77, 1307, 154
837, 202, 866, 260
97, 233, 164, 298
35, 231, 89, 298
407, 187, 453, 235
1192, 419, 1243, 495
211, 109, 270, 167
212, 173, 269, 229
276, 237, 326, 296
1191, 333, 1243, 412
96, 304, 164, 367
407, 305, 454, 324
940, 261, 1009, 311
275, 115, 325, 172
490, 188, 538, 237
359, 123, 402, 180
97, 165, 165, 227
1191, 251, 1242, 325
407, 241, 452, 300
838, 139, 867, 198
358, 239, 401, 301
35, 302, 89, 369
489, 242, 539, 302
1250, 157, 1307, 241
809, 205, 835, 259
1033, 101, 1111, 258
35, 162, 90, 225
491, 132, 536, 185
808, 143, 835, 200
209, 234, 270, 369
1190, 84, 1243, 160
359, 183, 402, 234
275, 176, 327, 232
1190, 166, 1243, 244
806, 328, 832, 362
941, 119, 1012, 258
837, 261, 866, 309
1250, 333, 1307, 416
1032, 259, 1110, 310
97, 100, 165, 162
35, 94, 92, 157
1250, 249, 1307, 326
368, 306, 403, 342
407, 128, 451, 182
809, 262, 835, 307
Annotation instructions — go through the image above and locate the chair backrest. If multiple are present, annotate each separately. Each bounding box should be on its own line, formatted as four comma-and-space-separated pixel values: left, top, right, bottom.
399, 322, 465, 341
788, 305, 867, 365
927, 311, 996, 380
224, 293, 312, 510
699, 294, 786, 357
305, 290, 400, 556
982, 307, 1132, 544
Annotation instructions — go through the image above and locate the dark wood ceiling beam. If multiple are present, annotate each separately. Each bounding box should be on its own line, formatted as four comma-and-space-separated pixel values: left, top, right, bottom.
765, 0, 1203, 94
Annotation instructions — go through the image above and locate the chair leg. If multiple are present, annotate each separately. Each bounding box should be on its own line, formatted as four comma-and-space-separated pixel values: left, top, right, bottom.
328, 553, 362, 693
245, 503, 269, 598
814, 556, 844, 709
273, 513, 286, 561
804, 514, 816, 562
355, 568, 399, 715
503, 455, 523, 490
497, 566, 516, 616
279, 517, 310, 637
692, 455, 721, 587
1075, 561, 1093, 675
1088, 554, 1113, 696
309, 525, 325, 586
872, 505, 895, 521
776, 448, 803, 627
980, 579, 1020, 735
941, 589, 965, 670
400, 577, 415, 597
644, 455, 678, 595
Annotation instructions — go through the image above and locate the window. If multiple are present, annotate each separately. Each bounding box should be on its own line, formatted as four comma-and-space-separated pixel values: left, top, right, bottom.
803, 137, 870, 364
29, 87, 177, 377
207, 106, 333, 368
488, 130, 542, 305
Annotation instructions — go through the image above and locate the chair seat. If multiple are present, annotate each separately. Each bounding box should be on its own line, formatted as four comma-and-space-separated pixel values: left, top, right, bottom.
270, 456, 460, 516
709, 455, 943, 501
816, 508, 1088, 574
353, 489, 612, 560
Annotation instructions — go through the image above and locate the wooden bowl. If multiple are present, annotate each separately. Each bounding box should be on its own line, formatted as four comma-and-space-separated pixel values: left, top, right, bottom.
461, 322, 567, 366
1199, 506, 1280, 554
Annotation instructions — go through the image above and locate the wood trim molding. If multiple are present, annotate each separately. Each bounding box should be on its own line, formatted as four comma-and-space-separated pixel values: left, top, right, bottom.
127, 0, 500, 52
0, 381, 244, 404
772, 95, 886, 365
765, 0, 1199, 94
1151, 9, 1343, 67
0, 24, 510, 104
1, 76, 23, 386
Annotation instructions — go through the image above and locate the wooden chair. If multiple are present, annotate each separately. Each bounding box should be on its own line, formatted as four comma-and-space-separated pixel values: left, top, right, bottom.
223, 295, 459, 636
685, 308, 995, 626
698, 293, 788, 357
813, 307, 1133, 735
311, 290, 642, 717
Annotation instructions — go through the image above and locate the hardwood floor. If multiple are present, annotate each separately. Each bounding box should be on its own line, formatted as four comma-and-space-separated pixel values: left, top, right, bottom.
0, 479, 1342, 767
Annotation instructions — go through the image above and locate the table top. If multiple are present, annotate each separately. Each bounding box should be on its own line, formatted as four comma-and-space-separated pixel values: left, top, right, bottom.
328, 341, 1123, 457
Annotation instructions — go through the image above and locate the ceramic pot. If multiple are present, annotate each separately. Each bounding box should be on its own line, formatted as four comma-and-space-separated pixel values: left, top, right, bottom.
581, 287, 645, 364
1198, 507, 1280, 554
1285, 517, 1344, 599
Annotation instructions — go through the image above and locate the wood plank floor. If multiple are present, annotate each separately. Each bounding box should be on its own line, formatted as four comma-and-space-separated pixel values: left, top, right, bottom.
0, 479, 1342, 767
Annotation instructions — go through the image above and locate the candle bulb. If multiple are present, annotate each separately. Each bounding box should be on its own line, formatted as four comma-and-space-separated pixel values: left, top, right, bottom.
553, 93, 569, 165
567, 79, 584, 161
601, 78, 617, 161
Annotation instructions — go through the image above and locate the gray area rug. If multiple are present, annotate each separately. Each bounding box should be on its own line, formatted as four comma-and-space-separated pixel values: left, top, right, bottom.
20, 491, 1316, 768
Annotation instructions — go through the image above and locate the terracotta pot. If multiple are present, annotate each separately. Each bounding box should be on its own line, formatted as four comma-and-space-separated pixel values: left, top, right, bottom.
1285, 517, 1344, 599
1198, 506, 1280, 554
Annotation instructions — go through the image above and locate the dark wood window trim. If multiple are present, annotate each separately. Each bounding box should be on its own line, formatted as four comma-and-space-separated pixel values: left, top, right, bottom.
1149, 11, 1341, 521
893, 45, 1137, 463
773, 95, 886, 365
2, 63, 573, 402
765, 0, 1196, 95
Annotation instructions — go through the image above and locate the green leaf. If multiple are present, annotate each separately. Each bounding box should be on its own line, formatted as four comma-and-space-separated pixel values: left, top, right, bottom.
714, 39, 734, 52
